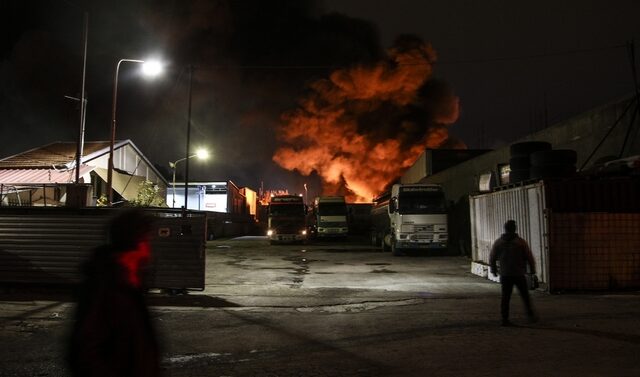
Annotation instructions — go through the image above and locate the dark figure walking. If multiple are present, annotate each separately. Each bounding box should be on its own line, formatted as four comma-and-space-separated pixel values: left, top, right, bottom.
489, 220, 538, 326
68, 209, 161, 376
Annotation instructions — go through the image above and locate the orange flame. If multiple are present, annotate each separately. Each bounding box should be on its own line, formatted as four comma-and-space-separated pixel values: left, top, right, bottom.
273, 39, 462, 202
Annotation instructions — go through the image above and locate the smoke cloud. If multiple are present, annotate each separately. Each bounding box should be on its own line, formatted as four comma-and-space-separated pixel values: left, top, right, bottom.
273, 35, 463, 202
138, 0, 387, 191
2, 1, 463, 198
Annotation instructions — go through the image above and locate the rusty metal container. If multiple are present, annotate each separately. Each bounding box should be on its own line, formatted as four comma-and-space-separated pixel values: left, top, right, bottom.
0, 207, 207, 290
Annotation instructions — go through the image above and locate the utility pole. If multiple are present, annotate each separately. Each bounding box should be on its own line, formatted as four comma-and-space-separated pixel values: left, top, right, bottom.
75, 12, 88, 184
184, 65, 194, 211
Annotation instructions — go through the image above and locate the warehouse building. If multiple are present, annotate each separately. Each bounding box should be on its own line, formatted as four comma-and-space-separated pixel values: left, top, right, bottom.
404, 95, 639, 202
401, 95, 640, 291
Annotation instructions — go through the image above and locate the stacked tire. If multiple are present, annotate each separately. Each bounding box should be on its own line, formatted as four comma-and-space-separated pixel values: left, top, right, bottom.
509, 141, 552, 183
529, 149, 577, 179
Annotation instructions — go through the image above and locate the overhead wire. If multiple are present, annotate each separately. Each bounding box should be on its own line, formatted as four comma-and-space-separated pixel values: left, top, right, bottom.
184, 43, 628, 70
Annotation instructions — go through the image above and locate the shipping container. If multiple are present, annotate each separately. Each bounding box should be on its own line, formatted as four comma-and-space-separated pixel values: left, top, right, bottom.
470, 182, 548, 283
470, 177, 640, 291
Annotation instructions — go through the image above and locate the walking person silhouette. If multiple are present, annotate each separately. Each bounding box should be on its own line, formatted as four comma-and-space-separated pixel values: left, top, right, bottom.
68, 208, 161, 376
489, 220, 538, 326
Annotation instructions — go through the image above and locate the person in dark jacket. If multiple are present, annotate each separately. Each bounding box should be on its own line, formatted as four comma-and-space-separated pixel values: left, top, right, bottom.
489, 220, 538, 326
68, 208, 161, 377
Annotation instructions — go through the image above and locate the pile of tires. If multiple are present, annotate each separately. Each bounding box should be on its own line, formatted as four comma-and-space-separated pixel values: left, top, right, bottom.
529, 149, 577, 179
509, 141, 551, 183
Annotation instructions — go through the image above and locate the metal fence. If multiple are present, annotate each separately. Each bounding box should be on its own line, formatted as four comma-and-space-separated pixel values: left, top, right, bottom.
0, 207, 207, 290
548, 212, 640, 291
0, 184, 65, 207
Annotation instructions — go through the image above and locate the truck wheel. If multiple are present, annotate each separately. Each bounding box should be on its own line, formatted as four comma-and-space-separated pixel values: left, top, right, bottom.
391, 239, 402, 256
382, 233, 391, 252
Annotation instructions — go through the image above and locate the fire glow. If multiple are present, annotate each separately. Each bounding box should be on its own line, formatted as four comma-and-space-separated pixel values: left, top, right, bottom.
273, 38, 464, 202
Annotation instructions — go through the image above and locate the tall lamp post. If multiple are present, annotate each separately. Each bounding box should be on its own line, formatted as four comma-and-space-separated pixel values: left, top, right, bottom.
184, 65, 194, 211
169, 148, 209, 208
107, 58, 163, 206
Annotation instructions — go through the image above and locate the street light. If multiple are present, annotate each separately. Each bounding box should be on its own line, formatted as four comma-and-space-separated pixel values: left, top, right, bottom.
107, 58, 163, 205
169, 148, 209, 208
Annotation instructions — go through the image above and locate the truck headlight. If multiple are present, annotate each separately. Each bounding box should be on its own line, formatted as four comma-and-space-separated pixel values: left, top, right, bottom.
267, 229, 274, 236
301, 230, 307, 235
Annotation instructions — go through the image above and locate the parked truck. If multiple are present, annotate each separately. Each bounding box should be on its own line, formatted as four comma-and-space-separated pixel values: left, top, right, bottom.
371, 183, 448, 255
267, 195, 307, 244
309, 196, 349, 239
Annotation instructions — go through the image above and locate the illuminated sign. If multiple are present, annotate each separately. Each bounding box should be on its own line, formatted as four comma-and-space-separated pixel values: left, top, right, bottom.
271, 196, 304, 203
400, 186, 441, 193
479, 172, 492, 192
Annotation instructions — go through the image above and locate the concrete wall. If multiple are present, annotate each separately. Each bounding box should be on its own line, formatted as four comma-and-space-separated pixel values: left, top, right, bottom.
401, 149, 493, 188
401, 152, 427, 184
420, 149, 511, 202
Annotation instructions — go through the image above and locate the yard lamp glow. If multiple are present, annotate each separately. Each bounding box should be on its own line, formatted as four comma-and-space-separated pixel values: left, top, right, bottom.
141, 60, 163, 77
107, 57, 164, 205
169, 148, 210, 208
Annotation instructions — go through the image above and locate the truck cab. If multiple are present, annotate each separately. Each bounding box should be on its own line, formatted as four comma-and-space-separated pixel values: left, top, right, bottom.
267, 195, 308, 244
311, 196, 349, 239
371, 184, 448, 255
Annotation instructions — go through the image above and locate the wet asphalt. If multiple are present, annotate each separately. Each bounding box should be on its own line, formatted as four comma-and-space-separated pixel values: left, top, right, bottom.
1, 236, 639, 376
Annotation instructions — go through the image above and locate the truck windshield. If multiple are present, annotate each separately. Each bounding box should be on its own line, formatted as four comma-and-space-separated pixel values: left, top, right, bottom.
269, 204, 304, 217
318, 203, 347, 216
398, 192, 446, 214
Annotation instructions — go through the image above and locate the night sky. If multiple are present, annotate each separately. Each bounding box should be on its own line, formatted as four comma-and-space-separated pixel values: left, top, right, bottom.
2, 0, 640, 199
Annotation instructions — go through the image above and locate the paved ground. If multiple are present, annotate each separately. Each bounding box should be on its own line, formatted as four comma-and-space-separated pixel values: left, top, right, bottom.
1, 237, 639, 376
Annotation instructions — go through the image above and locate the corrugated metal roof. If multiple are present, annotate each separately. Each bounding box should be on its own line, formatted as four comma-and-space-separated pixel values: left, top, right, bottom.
0, 165, 95, 184
0, 141, 112, 168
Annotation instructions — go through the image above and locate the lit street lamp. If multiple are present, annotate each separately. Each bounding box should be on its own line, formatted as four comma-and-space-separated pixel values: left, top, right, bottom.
107, 58, 163, 206
169, 148, 209, 208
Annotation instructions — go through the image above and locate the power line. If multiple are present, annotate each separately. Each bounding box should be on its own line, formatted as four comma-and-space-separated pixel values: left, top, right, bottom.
438, 43, 626, 65
186, 43, 627, 70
